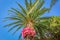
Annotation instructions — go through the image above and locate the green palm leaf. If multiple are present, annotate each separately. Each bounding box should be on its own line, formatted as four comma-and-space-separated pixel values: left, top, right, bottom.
25, 0, 30, 10
18, 34, 22, 40
27, 0, 39, 16
8, 10, 24, 19
17, 2, 27, 15
4, 17, 23, 21
49, 0, 57, 11
34, 7, 49, 20
30, 0, 32, 7
35, 0, 44, 12
13, 25, 23, 35
11, 8, 26, 18
8, 24, 22, 32
30, 0, 45, 20
3, 21, 20, 28
50, 0, 57, 8
8, 8, 27, 22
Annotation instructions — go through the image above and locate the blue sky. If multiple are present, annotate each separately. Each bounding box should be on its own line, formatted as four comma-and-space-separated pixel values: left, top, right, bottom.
0, 0, 60, 40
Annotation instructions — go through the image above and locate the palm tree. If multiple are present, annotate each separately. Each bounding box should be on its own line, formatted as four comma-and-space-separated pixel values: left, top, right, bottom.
3, 0, 57, 40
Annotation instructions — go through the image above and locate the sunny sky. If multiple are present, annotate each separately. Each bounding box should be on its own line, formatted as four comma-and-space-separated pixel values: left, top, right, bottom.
0, 0, 60, 40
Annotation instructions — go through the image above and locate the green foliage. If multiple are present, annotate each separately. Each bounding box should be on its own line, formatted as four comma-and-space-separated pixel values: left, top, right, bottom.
3, 21, 21, 28
8, 24, 22, 32
13, 25, 23, 35
18, 34, 22, 40
34, 16, 60, 40
17, 2, 27, 15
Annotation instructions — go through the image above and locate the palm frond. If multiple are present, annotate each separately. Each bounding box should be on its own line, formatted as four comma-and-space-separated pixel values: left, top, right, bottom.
11, 8, 26, 18
49, 0, 57, 11
16, 2, 27, 15
30, 0, 45, 20
30, 0, 32, 7
8, 24, 22, 32
24, 0, 32, 11
12, 25, 23, 35
18, 34, 22, 40
4, 17, 23, 21
34, 7, 49, 20
50, 0, 57, 8
8, 8, 27, 21
25, 0, 30, 10
27, 0, 39, 16
3, 21, 20, 28
35, 0, 44, 12
8, 10, 24, 19
8, 10, 16, 13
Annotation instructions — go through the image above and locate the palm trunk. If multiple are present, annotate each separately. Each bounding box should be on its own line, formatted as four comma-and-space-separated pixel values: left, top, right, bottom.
26, 35, 29, 40
32, 37, 34, 40
25, 35, 34, 40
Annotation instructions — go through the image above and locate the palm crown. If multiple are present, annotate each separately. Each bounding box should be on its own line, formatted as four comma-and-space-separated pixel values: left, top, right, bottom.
3, 0, 60, 40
